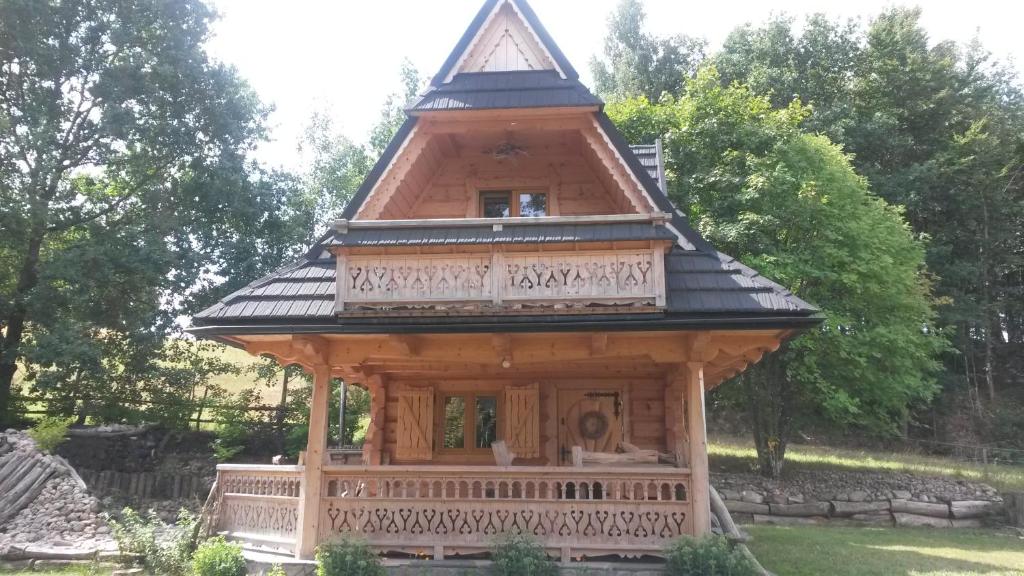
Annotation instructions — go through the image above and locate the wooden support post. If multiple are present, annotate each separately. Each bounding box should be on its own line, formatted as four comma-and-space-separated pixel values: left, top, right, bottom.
664, 375, 689, 467
362, 375, 387, 466
686, 361, 711, 534
296, 365, 331, 559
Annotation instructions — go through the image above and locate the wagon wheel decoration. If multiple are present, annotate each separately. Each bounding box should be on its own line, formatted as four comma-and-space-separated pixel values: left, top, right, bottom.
578, 410, 610, 440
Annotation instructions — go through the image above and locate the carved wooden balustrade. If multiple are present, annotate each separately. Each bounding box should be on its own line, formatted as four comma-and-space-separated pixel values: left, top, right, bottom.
318, 465, 693, 558
214, 465, 303, 552
337, 249, 666, 313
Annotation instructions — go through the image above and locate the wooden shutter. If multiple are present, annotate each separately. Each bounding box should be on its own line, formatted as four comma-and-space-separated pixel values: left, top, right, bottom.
503, 383, 540, 459
395, 386, 434, 461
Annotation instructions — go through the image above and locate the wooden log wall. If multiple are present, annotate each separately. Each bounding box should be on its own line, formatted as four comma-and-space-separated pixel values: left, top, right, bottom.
380, 377, 668, 465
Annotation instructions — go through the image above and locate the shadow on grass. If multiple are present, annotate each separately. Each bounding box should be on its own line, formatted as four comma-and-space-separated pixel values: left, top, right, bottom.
746, 526, 1024, 576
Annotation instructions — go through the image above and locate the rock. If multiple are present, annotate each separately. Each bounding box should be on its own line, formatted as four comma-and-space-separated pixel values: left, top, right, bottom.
892, 490, 913, 500
894, 513, 953, 528
725, 501, 770, 515
33, 559, 95, 570
741, 491, 765, 504
831, 501, 891, 517
849, 490, 869, 502
719, 489, 741, 501
112, 569, 146, 576
849, 513, 894, 526
891, 499, 950, 518
767, 492, 788, 505
835, 493, 849, 501
753, 514, 826, 526
788, 493, 805, 504
769, 502, 831, 517
950, 500, 1003, 519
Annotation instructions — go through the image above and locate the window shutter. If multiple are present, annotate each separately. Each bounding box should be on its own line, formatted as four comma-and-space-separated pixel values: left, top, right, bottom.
396, 386, 434, 461
503, 383, 540, 458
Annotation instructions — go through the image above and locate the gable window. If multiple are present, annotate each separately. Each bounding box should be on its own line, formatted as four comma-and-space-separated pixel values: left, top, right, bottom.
479, 191, 547, 218
439, 392, 499, 452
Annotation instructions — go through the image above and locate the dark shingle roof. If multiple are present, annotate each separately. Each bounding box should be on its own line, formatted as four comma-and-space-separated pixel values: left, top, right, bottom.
327, 222, 675, 247
410, 71, 601, 112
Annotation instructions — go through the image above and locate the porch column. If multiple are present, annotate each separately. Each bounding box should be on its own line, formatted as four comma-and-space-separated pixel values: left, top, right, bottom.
296, 365, 331, 559
686, 361, 711, 533
362, 374, 386, 465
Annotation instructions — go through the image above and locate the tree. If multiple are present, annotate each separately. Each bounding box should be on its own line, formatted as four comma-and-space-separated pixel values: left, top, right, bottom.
368, 59, 422, 157
712, 8, 1024, 440
608, 69, 945, 477
590, 0, 705, 102
0, 0, 268, 424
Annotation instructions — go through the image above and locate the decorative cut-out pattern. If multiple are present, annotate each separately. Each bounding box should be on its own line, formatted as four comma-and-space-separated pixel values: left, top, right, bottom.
219, 496, 299, 540
347, 256, 492, 303
317, 468, 691, 555
503, 252, 655, 301
342, 251, 659, 309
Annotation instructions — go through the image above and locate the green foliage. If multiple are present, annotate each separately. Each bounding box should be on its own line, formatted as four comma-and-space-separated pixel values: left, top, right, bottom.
267, 564, 288, 576
27, 415, 72, 453
610, 68, 945, 476
0, 0, 271, 426
590, 0, 705, 101
106, 507, 197, 576
664, 536, 757, 576
490, 533, 557, 576
710, 7, 1024, 442
190, 537, 247, 576
315, 538, 384, 576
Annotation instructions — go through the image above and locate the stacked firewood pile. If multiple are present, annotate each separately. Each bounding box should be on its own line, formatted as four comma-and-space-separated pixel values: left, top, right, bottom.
0, 430, 110, 550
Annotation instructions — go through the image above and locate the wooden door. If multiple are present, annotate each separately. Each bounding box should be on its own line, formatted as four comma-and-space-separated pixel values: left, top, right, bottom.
557, 389, 623, 465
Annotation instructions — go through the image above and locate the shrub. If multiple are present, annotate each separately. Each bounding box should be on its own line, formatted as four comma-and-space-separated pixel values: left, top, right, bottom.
268, 564, 287, 576
27, 416, 73, 453
191, 537, 247, 576
106, 507, 198, 576
665, 536, 757, 576
491, 533, 557, 576
316, 538, 384, 576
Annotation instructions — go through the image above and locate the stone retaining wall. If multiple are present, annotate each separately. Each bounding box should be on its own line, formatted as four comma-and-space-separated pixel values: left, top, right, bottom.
720, 490, 1005, 528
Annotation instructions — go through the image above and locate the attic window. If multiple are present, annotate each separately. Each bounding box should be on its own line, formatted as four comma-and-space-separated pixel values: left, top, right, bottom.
480, 191, 547, 218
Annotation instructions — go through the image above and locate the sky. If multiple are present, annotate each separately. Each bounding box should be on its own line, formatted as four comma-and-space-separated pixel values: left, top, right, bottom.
205, 0, 1024, 172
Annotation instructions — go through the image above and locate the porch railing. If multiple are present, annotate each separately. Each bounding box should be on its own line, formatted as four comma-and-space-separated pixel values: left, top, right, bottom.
215, 465, 302, 553
318, 465, 692, 557
214, 464, 693, 558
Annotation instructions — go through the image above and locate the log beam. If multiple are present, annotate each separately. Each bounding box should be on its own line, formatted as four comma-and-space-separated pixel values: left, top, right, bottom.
296, 364, 331, 559
686, 361, 711, 534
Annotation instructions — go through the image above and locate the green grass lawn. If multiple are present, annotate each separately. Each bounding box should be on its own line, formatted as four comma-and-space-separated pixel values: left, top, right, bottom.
747, 525, 1024, 576
709, 435, 1024, 492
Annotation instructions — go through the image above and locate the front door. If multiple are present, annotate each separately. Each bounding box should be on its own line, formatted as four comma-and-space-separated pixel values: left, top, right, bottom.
557, 389, 623, 465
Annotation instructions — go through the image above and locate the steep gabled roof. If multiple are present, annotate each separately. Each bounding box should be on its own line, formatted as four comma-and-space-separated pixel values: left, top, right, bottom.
190, 0, 819, 333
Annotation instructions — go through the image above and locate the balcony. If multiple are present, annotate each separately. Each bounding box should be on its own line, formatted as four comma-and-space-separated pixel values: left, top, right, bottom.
331, 214, 672, 315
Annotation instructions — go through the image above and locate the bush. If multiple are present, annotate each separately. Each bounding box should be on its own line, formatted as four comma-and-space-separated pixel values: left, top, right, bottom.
106, 507, 198, 576
491, 533, 557, 576
267, 564, 287, 576
665, 536, 757, 576
27, 416, 73, 453
316, 538, 384, 576
191, 537, 247, 576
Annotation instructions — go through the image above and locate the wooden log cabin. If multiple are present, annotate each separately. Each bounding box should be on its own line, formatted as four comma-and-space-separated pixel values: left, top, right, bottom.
190, 0, 820, 561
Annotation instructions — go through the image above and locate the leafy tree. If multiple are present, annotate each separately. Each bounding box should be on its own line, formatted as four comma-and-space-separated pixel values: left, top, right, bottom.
608, 69, 945, 476
0, 0, 269, 424
368, 59, 422, 156
590, 0, 705, 102
712, 8, 1024, 437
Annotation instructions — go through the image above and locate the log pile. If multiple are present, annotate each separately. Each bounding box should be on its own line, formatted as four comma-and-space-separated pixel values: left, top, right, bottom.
0, 439, 63, 525
0, 430, 111, 554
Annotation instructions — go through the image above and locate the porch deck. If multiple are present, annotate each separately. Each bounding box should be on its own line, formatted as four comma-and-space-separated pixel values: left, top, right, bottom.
214, 463, 693, 560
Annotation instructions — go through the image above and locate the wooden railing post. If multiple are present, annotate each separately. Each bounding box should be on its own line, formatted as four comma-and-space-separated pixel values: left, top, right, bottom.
686, 361, 711, 533
296, 365, 331, 559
